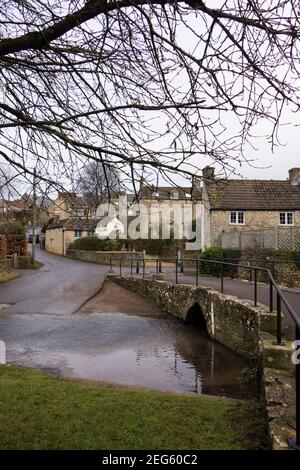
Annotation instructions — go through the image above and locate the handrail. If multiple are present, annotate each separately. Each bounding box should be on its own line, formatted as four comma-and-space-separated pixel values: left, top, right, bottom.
113, 255, 300, 449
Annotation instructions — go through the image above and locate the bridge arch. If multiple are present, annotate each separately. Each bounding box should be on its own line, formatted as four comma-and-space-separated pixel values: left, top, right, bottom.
185, 302, 208, 334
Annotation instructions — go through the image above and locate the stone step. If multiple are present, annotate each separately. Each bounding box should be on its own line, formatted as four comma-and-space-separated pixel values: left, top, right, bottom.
263, 339, 295, 374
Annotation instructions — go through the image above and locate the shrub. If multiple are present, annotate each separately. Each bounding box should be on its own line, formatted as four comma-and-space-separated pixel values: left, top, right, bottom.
198, 246, 241, 277
17, 255, 40, 269
71, 236, 121, 251
281, 249, 300, 268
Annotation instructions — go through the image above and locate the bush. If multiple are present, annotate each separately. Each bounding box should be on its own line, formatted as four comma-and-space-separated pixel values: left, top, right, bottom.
71, 236, 121, 251
17, 255, 40, 269
281, 249, 300, 268
2, 223, 26, 235
6, 234, 27, 255
198, 246, 241, 277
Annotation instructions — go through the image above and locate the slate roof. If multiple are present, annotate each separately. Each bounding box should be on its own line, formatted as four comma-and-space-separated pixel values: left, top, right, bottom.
206, 180, 300, 211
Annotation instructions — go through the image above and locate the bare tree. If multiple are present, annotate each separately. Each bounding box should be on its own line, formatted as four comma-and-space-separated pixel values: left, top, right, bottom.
0, 1, 299, 195
77, 160, 121, 213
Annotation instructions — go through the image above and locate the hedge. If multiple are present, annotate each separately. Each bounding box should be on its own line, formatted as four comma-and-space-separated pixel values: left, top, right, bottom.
70, 236, 121, 251
198, 246, 241, 277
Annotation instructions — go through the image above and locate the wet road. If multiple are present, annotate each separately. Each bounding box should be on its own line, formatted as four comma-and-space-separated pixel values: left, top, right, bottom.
0, 249, 108, 314
0, 250, 248, 397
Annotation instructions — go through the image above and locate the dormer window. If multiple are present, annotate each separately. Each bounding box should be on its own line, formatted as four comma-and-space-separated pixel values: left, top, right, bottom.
170, 191, 179, 199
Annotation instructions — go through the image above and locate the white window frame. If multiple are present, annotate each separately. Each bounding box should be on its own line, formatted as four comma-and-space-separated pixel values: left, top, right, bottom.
279, 212, 294, 226
229, 211, 245, 225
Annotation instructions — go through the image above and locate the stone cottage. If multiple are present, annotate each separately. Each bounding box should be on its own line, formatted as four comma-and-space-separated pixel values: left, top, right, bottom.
45, 218, 98, 255
201, 167, 300, 249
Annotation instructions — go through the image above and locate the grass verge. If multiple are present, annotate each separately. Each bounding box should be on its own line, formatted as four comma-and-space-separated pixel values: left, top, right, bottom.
0, 365, 269, 450
0, 271, 19, 284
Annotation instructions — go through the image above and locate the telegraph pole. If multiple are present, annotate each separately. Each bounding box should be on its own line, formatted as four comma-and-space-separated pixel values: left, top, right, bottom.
31, 167, 37, 264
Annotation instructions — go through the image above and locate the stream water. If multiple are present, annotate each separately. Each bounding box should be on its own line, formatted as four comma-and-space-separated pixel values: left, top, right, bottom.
1, 310, 249, 398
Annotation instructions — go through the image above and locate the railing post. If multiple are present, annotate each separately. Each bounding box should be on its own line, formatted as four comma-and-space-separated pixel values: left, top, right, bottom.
175, 256, 178, 284
130, 259, 133, 277
254, 268, 257, 306
158, 260, 162, 273
196, 259, 199, 287
156, 259, 158, 275
180, 259, 184, 273
249, 260, 253, 282
110, 256, 112, 272
221, 264, 224, 293
136, 260, 139, 274
276, 292, 282, 345
269, 278, 273, 312
143, 259, 145, 279
119, 258, 122, 277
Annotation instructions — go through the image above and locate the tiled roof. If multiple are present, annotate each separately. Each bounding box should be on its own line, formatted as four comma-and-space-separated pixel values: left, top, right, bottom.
140, 185, 202, 200
46, 217, 99, 230
206, 180, 300, 210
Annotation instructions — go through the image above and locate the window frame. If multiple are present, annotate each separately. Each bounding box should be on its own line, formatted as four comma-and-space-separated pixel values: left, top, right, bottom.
279, 211, 294, 226
74, 229, 82, 238
229, 211, 245, 225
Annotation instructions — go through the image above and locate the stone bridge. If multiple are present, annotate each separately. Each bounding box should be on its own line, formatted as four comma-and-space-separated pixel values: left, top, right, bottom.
111, 276, 274, 359
111, 275, 296, 449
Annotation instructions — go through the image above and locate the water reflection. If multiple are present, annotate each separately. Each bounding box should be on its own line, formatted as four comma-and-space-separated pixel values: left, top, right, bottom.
1, 311, 248, 398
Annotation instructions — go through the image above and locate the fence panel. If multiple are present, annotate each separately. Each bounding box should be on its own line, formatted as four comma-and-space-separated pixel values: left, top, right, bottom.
221, 227, 300, 250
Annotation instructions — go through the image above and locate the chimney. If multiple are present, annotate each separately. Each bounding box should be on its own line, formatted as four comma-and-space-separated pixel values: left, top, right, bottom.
289, 168, 300, 186
202, 166, 215, 180
192, 176, 201, 192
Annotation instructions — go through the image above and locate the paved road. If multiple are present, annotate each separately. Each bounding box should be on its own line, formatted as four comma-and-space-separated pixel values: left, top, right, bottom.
0, 249, 108, 314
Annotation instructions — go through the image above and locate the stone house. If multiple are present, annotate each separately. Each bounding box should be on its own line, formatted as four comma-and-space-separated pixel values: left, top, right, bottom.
47, 192, 89, 220
45, 218, 98, 256
201, 167, 300, 249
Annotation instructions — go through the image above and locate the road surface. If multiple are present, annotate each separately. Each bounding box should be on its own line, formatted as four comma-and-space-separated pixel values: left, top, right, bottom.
0, 249, 108, 314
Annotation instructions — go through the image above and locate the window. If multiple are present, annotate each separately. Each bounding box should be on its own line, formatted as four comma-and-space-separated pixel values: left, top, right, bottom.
279, 212, 294, 226
170, 191, 179, 199
74, 230, 82, 238
230, 211, 245, 225
88, 229, 94, 237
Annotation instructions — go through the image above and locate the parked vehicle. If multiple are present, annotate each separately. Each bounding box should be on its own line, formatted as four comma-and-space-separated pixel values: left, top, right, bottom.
28, 234, 40, 244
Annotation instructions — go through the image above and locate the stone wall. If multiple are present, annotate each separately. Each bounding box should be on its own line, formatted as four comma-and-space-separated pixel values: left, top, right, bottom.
66, 249, 143, 266
236, 249, 300, 288
112, 276, 261, 358
45, 228, 90, 256
111, 275, 297, 448
210, 210, 300, 246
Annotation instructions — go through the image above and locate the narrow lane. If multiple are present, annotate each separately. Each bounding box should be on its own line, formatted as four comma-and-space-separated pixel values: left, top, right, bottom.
0, 249, 108, 314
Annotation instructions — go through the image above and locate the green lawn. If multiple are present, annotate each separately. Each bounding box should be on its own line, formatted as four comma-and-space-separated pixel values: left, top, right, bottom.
0, 365, 269, 450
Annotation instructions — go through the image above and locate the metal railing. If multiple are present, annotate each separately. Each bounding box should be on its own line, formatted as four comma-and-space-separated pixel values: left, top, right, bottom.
114, 255, 300, 450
